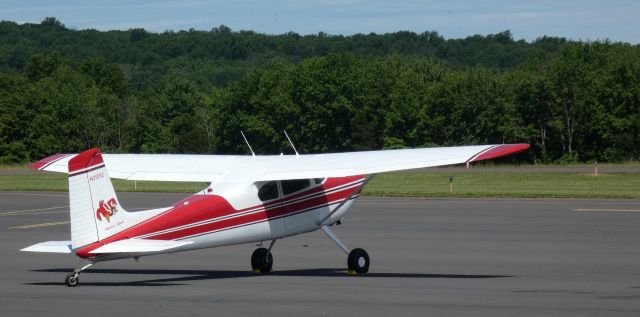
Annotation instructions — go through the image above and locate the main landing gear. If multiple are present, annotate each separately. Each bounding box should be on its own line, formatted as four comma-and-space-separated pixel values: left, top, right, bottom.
64, 262, 93, 287
251, 240, 275, 273
320, 225, 370, 274
347, 248, 370, 274
249, 227, 370, 275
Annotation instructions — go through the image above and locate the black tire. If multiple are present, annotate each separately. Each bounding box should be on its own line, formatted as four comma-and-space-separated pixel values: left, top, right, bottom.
347, 248, 370, 274
65, 273, 79, 287
251, 247, 273, 273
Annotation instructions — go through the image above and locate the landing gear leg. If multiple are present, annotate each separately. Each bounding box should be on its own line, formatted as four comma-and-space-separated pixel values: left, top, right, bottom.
320, 225, 370, 274
65, 262, 93, 287
251, 240, 276, 273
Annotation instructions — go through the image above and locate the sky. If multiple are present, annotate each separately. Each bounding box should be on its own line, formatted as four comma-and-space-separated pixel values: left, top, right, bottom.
1, 0, 639, 43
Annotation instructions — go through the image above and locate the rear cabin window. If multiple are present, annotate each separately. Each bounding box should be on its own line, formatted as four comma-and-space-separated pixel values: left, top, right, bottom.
258, 181, 279, 201
281, 179, 310, 196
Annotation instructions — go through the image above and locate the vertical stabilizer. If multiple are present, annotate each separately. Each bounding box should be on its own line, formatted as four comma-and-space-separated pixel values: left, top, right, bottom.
68, 148, 128, 249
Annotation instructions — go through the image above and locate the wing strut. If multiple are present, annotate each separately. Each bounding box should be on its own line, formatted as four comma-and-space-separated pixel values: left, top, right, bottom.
320, 225, 349, 254
317, 175, 375, 226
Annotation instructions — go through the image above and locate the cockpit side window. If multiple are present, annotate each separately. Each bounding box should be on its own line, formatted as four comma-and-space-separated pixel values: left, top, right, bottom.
313, 178, 325, 185
281, 179, 311, 196
258, 181, 279, 201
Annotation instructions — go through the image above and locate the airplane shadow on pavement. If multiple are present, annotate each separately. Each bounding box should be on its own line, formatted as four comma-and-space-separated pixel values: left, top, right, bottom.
26, 268, 513, 287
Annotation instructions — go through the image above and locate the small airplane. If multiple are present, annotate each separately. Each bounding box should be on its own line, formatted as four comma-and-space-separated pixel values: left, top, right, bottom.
21, 141, 529, 286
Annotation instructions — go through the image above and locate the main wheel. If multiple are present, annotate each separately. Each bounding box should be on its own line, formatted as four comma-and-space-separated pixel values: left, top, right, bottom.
347, 248, 370, 274
65, 273, 79, 287
251, 247, 273, 273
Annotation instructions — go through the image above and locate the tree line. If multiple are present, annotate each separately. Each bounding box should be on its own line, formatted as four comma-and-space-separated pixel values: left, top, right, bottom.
0, 18, 638, 163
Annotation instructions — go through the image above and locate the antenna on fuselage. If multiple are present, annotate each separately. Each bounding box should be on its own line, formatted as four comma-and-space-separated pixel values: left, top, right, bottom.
283, 130, 299, 157
240, 130, 256, 157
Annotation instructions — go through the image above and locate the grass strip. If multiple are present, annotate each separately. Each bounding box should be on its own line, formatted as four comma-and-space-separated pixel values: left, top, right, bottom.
364, 172, 640, 199
0, 171, 638, 199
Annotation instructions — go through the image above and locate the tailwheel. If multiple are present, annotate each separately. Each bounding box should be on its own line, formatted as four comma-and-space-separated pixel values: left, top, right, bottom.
347, 248, 370, 274
251, 247, 273, 273
65, 273, 79, 287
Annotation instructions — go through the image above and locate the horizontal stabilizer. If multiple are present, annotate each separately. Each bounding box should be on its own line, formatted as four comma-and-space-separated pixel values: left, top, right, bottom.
89, 239, 193, 253
21, 241, 72, 253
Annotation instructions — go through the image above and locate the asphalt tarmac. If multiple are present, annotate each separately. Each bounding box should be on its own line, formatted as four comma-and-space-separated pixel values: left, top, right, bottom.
1, 191, 640, 316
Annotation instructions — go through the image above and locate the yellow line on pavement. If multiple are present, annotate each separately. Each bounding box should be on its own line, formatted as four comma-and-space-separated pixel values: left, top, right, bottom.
0, 206, 68, 216
0, 192, 66, 197
7, 211, 67, 216
574, 208, 640, 213
9, 221, 70, 229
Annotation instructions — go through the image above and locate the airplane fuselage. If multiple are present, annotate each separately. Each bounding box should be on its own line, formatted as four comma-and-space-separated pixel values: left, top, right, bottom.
76, 176, 365, 261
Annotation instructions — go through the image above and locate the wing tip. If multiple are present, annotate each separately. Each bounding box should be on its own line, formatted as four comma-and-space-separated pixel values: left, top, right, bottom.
28, 153, 72, 171
469, 143, 530, 163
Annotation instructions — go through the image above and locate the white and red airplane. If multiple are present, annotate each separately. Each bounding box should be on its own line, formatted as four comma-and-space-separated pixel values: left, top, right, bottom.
21, 143, 529, 287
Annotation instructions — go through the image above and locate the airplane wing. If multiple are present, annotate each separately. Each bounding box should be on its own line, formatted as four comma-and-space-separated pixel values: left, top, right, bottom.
250, 144, 529, 181
29, 144, 529, 183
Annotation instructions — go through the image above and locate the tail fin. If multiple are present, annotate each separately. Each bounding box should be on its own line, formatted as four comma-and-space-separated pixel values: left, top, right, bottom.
68, 148, 130, 249
21, 148, 182, 254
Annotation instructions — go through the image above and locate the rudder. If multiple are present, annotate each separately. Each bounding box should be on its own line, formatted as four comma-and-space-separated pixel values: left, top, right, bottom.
68, 148, 128, 249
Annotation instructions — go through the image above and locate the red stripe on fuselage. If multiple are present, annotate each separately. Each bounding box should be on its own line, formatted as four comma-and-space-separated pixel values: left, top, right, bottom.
131, 177, 364, 240
152, 183, 357, 241
75, 175, 364, 258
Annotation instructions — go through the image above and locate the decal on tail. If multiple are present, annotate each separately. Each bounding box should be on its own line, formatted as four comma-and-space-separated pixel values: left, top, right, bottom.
96, 198, 118, 222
